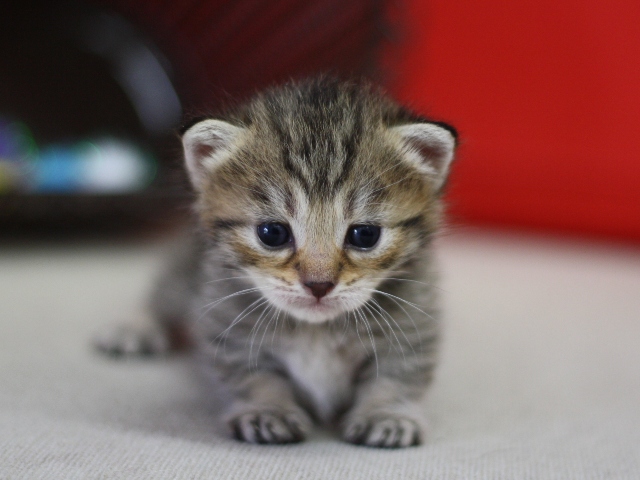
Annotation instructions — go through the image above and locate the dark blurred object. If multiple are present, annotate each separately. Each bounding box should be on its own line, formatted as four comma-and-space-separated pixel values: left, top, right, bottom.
96, 0, 387, 109
0, 0, 387, 233
0, 0, 187, 232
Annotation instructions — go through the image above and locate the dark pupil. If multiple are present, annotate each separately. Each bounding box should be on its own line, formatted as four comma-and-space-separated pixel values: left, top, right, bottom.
347, 225, 381, 249
257, 223, 290, 247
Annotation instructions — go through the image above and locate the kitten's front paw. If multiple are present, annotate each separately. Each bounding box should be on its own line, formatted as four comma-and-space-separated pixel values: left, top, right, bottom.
229, 410, 311, 445
343, 415, 423, 448
93, 323, 170, 357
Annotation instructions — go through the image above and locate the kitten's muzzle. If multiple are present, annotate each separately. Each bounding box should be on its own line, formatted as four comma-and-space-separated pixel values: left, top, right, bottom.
303, 282, 335, 299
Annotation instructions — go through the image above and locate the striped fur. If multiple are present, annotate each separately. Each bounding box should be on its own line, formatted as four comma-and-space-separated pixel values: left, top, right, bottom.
101, 78, 457, 448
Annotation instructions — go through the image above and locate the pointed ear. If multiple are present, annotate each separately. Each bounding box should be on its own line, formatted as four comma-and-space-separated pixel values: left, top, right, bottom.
391, 123, 457, 191
181, 119, 245, 190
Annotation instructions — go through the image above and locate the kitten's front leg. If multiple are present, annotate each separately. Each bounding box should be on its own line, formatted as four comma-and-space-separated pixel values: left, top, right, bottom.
220, 369, 313, 444
93, 309, 172, 357
342, 374, 429, 448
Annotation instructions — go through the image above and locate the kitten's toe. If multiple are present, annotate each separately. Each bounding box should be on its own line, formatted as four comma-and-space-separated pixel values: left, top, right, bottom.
93, 323, 170, 357
343, 416, 422, 448
230, 411, 309, 444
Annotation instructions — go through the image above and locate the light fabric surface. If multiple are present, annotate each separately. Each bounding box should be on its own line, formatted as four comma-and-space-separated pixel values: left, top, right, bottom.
1, 230, 639, 479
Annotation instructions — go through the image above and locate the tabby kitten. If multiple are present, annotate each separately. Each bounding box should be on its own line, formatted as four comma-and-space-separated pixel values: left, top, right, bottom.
96, 78, 457, 448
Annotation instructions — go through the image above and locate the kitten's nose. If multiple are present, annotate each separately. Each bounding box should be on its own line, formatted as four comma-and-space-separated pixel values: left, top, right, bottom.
304, 282, 335, 299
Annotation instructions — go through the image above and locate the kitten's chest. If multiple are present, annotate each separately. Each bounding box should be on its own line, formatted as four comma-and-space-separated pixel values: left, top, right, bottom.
279, 329, 363, 423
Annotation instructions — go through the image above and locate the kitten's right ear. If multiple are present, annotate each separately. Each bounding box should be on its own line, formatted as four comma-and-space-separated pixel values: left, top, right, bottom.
181, 119, 245, 190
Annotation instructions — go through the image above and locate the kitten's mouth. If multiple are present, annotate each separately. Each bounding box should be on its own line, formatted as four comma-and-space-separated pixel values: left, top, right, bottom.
289, 296, 335, 310
261, 284, 370, 323
270, 293, 345, 322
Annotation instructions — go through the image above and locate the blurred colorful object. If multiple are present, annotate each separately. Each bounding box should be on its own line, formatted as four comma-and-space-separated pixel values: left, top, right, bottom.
0, 119, 155, 194
1, 0, 384, 229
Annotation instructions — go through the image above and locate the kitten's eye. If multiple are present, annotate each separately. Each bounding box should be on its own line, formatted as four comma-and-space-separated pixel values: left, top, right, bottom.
346, 225, 381, 249
257, 222, 291, 248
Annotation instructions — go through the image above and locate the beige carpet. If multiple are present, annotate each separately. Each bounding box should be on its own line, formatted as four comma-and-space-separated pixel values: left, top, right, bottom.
1, 229, 639, 479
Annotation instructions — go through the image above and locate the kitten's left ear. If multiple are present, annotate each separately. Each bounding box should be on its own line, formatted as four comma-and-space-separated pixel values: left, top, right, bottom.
392, 123, 457, 191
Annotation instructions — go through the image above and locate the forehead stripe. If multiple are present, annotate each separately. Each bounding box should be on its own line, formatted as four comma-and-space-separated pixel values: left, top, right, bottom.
392, 215, 424, 229
212, 219, 247, 230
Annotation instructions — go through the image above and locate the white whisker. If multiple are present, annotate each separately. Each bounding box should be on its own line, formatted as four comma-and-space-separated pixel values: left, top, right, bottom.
248, 303, 275, 368
350, 310, 367, 353
369, 298, 415, 358
213, 297, 269, 359
255, 308, 278, 368
355, 307, 378, 377
361, 302, 396, 356
363, 302, 404, 359
362, 288, 437, 322
197, 287, 265, 321
204, 275, 256, 285
371, 294, 423, 353
270, 307, 282, 348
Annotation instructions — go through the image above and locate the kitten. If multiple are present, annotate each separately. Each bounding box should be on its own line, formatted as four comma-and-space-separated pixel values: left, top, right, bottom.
95, 78, 457, 448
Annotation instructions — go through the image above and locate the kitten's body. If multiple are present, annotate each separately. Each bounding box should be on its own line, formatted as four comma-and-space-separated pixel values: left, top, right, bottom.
97, 79, 456, 448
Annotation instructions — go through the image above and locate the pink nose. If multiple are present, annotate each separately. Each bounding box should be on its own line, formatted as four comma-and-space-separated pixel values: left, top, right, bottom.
304, 282, 335, 299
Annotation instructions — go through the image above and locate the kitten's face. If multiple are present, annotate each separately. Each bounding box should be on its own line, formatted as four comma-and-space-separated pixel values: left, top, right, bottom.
206, 161, 433, 323
182, 81, 456, 323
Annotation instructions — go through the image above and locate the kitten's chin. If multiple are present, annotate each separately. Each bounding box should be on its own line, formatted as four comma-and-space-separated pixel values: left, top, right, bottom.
286, 303, 344, 323
265, 294, 350, 323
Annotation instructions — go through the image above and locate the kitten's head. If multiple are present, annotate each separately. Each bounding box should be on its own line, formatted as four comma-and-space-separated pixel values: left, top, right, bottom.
182, 79, 457, 323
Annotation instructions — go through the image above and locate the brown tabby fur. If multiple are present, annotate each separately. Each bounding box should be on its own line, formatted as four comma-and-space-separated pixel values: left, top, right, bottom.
95, 78, 457, 448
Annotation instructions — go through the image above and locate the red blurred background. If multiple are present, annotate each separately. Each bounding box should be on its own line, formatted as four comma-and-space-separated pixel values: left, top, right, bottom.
389, 0, 640, 242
